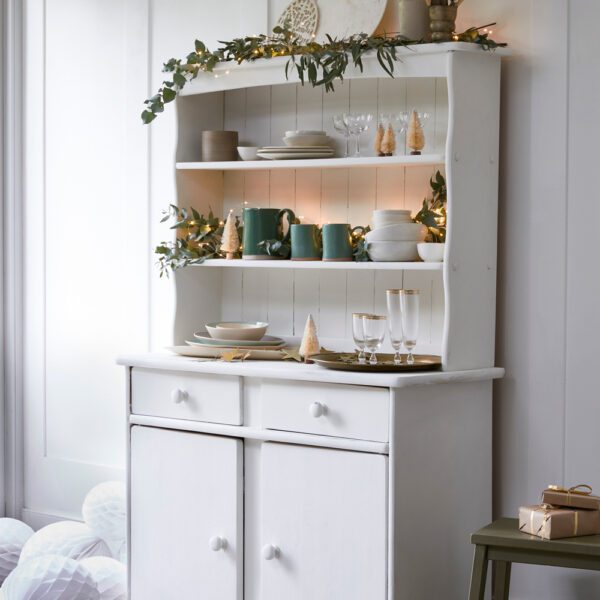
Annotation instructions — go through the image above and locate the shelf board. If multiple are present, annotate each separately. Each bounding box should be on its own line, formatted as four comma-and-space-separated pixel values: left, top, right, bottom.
194, 259, 443, 271
176, 154, 445, 171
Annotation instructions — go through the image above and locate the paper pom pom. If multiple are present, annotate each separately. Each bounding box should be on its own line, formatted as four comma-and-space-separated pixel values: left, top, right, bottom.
106, 540, 126, 565
0, 519, 34, 583
19, 522, 111, 565
3, 554, 99, 599
80, 557, 126, 600
82, 482, 126, 544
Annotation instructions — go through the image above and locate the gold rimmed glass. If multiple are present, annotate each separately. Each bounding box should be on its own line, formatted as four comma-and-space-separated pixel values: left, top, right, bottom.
362, 314, 386, 365
352, 312, 371, 363
386, 289, 404, 365
400, 290, 420, 364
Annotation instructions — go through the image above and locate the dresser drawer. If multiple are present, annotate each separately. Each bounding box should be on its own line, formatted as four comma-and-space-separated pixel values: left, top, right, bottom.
261, 381, 389, 442
131, 368, 242, 425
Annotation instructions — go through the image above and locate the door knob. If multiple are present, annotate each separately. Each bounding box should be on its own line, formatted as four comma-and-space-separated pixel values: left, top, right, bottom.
309, 402, 326, 418
171, 388, 188, 404
209, 536, 227, 552
262, 544, 280, 560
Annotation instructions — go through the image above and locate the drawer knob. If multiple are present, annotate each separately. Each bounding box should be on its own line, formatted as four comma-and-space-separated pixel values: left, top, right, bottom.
309, 402, 326, 418
171, 388, 188, 404
209, 536, 227, 552
262, 544, 280, 561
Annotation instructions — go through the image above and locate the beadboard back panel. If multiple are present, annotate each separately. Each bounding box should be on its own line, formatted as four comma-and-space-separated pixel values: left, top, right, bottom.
176, 78, 447, 351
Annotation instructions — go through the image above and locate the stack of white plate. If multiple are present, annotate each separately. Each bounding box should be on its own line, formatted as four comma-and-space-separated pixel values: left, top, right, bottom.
258, 146, 334, 160
366, 210, 428, 262
283, 130, 330, 147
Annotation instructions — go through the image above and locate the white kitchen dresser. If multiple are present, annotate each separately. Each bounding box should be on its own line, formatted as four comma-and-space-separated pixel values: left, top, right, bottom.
121, 43, 508, 599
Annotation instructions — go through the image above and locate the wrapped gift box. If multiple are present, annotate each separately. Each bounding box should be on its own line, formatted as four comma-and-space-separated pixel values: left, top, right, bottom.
519, 504, 600, 540
542, 485, 600, 511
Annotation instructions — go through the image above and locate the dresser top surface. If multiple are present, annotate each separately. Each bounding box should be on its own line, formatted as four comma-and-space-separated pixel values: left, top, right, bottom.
117, 353, 504, 389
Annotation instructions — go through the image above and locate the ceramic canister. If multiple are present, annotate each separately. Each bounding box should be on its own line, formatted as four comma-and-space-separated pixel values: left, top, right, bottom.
398, 0, 430, 40
291, 224, 322, 261
242, 207, 296, 259
202, 130, 239, 162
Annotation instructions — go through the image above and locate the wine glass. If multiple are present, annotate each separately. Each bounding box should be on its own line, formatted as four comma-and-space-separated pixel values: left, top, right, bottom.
344, 112, 373, 157
352, 312, 370, 363
362, 314, 386, 365
386, 289, 403, 365
333, 114, 351, 157
400, 290, 420, 364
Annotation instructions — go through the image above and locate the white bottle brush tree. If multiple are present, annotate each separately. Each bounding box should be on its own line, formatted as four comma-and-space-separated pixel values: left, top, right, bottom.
221, 210, 240, 259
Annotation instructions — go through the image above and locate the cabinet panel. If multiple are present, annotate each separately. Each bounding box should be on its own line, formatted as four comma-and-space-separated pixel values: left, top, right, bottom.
262, 380, 389, 442
260, 443, 388, 600
130, 426, 242, 600
131, 367, 242, 425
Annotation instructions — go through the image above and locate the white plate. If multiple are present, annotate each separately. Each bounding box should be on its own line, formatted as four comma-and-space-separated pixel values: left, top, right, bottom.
193, 332, 285, 347
260, 146, 333, 152
258, 152, 334, 160
169, 346, 288, 360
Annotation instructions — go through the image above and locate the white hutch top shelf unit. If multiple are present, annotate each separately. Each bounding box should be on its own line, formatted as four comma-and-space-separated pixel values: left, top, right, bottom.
122, 43, 508, 600
170, 43, 507, 372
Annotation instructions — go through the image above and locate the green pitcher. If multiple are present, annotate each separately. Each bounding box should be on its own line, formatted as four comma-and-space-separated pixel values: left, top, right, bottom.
242, 207, 296, 260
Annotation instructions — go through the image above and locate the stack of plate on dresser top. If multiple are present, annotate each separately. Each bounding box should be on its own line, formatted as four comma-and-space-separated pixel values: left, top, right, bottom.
258, 130, 334, 160
176, 321, 288, 360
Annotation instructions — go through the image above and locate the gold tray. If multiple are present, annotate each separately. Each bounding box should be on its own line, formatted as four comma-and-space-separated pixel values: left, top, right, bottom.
310, 353, 442, 373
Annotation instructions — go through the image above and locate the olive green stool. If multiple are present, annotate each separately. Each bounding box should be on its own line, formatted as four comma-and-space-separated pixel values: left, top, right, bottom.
469, 518, 600, 600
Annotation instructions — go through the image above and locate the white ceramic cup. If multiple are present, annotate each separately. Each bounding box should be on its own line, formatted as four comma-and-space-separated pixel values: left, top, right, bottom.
237, 146, 260, 161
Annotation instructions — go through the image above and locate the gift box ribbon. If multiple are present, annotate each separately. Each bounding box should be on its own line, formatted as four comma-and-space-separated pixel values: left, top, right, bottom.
546, 484, 593, 506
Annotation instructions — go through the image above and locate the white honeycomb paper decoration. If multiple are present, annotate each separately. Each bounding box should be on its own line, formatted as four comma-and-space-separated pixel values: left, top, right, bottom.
19, 522, 111, 565
107, 540, 126, 565
79, 557, 126, 600
82, 482, 126, 545
0, 519, 34, 583
2, 554, 99, 599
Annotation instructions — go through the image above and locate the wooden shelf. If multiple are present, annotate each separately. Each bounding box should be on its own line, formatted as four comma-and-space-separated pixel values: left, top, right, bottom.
176, 154, 445, 171
194, 259, 443, 271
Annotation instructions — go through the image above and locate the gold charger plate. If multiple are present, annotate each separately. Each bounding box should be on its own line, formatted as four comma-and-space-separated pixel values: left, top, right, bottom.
310, 353, 442, 373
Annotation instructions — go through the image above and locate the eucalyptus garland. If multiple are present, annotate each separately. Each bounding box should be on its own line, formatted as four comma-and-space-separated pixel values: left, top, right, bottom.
142, 24, 506, 124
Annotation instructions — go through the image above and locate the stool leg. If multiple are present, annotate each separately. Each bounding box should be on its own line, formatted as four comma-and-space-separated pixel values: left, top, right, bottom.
493, 561, 511, 600
468, 545, 489, 600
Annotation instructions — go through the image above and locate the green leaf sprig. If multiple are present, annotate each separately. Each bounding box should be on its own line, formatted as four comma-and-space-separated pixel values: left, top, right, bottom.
413, 170, 447, 243
155, 205, 242, 276
142, 24, 506, 124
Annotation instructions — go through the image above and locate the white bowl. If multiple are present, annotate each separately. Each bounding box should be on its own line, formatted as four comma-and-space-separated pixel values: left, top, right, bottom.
285, 130, 325, 137
237, 146, 260, 161
205, 321, 269, 341
283, 135, 330, 147
417, 242, 445, 262
366, 241, 419, 262
365, 223, 428, 242
372, 209, 413, 228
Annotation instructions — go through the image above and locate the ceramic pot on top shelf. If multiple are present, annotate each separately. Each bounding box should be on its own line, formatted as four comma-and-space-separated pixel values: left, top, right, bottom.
202, 131, 238, 162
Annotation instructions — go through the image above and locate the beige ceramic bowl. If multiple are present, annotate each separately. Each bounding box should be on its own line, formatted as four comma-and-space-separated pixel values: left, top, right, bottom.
365, 223, 428, 242
205, 321, 269, 341
366, 241, 419, 262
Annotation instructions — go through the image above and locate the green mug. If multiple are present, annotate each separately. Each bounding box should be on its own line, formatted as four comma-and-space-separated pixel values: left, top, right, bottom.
322, 223, 363, 262
291, 224, 322, 261
242, 207, 296, 259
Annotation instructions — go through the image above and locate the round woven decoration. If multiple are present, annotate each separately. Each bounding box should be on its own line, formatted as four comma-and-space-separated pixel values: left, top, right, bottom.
276, 0, 319, 44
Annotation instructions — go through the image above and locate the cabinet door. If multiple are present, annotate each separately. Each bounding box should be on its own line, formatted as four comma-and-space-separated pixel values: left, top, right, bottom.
260, 443, 387, 600
130, 426, 242, 600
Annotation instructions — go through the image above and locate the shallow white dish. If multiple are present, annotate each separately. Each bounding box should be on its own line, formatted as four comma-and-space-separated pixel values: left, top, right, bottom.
170, 346, 287, 360
205, 321, 268, 341
366, 241, 419, 262
366, 223, 428, 242
283, 135, 330, 147
193, 332, 285, 347
258, 151, 334, 160
285, 130, 325, 137
237, 146, 260, 161
417, 242, 445, 262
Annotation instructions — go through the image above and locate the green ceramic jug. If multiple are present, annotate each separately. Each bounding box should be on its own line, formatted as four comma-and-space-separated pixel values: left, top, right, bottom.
291, 224, 322, 261
242, 207, 296, 259
322, 223, 364, 262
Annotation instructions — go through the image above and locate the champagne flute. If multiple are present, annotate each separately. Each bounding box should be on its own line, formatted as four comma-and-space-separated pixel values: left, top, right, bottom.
400, 290, 420, 364
352, 312, 370, 363
362, 315, 386, 365
386, 289, 403, 365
